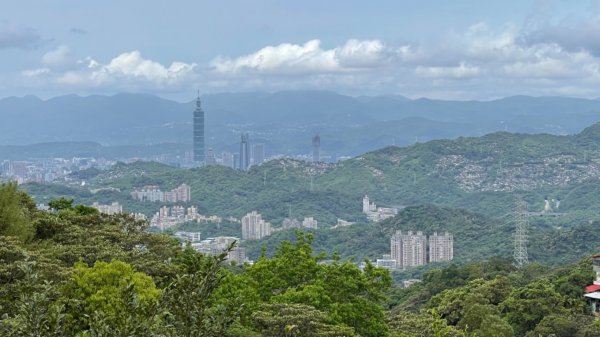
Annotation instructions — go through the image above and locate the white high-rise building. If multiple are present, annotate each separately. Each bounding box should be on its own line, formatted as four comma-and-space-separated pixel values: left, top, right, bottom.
302, 217, 318, 229
391, 230, 427, 269
429, 232, 454, 263
362, 195, 377, 213
241, 211, 272, 240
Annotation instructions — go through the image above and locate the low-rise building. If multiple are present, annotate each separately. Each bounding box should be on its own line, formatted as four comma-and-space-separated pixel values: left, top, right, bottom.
92, 202, 122, 215
191, 236, 246, 264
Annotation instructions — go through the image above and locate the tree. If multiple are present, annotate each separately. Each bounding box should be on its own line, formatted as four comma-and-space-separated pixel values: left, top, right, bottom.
47, 198, 73, 212
502, 279, 569, 336
0, 262, 65, 337
63, 260, 160, 334
252, 303, 357, 337
161, 245, 241, 337
247, 232, 391, 337
0, 182, 34, 241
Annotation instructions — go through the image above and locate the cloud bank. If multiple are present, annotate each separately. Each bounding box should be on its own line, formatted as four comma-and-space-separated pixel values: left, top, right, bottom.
18, 16, 600, 99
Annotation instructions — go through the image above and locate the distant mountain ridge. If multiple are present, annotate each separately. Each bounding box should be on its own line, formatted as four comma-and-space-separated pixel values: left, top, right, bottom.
2, 91, 600, 156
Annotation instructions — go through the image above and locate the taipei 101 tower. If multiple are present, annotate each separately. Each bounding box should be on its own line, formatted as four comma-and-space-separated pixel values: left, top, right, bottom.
193, 90, 205, 165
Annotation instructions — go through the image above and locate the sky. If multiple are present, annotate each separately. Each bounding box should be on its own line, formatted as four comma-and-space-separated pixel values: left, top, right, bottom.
2, 0, 600, 100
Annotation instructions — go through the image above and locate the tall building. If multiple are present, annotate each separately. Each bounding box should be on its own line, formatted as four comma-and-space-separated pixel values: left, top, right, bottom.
391, 230, 427, 269
241, 211, 271, 240
239, 133, 250, 171
252, 143, 265, 166
193, 91, 205, 164
302, 217, 318, 229
312, 133, 320, 162
206, 148, 216, 165
429, 232, 454, 263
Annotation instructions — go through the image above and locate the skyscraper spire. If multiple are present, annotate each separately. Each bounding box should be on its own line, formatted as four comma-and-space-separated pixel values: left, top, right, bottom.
193, 90, 205, 164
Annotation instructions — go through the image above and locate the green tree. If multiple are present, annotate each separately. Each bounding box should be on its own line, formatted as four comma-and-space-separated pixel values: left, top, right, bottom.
63, 260, 160, 334
47, 198, 73, 211
161, 245, 240, 337
252, 303, 357, 337
0, 182, 34, 241
0, 262, 65, 337
247, 232, 391, 337
502, 279, 569, 336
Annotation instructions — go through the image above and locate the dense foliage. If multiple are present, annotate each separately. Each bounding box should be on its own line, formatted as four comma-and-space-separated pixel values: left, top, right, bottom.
2, 183, 600, 336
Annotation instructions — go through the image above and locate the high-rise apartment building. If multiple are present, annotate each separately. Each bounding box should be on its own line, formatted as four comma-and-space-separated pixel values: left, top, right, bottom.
193, 91, 205, 164
252, 143, 265, 166
429, 232, 454, 262
302, 217, 318, 229
391, 230, 427, 269
132, 184, 190, 203
239, 133, 250, 171
241, 211, 271, 240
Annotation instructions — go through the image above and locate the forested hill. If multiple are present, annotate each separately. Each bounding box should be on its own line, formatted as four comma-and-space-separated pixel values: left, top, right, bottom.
26, 122, 600, 223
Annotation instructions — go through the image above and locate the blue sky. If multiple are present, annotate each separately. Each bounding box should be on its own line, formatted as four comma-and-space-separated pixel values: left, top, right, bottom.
2, 0, 600, 100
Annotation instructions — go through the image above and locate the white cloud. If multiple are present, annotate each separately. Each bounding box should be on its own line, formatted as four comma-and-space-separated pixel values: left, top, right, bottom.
87, 51, 196, 85
16, 20, 600, 99
211, 39, 391, 76
416, 62, 481, 79
334, 39, 385, 67
32, 50, 199, 91
21, 68, 50, 77
504, 58, 581, 78
41, 45, 71, 68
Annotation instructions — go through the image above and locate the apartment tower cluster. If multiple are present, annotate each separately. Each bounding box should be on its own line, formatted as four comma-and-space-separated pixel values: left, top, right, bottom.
131, 184, 191, 203
241, 211, 272, 240
389, 231, 453, 269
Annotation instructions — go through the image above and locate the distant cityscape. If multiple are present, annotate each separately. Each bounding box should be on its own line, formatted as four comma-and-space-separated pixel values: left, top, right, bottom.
85, 189, 452, 270
5, 93, 455, 272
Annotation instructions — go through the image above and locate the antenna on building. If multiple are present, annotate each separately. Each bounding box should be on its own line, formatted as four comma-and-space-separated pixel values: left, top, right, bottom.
513, 199, 529, 268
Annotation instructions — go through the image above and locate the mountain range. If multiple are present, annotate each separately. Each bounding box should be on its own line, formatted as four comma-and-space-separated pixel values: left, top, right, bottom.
3, 91, 600, 158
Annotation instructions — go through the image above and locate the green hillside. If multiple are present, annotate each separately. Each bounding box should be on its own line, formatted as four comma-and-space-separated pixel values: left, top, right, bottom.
20, 122, 600, 269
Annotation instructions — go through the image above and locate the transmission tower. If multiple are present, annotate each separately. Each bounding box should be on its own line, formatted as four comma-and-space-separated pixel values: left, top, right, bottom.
513, 200, 529, 268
